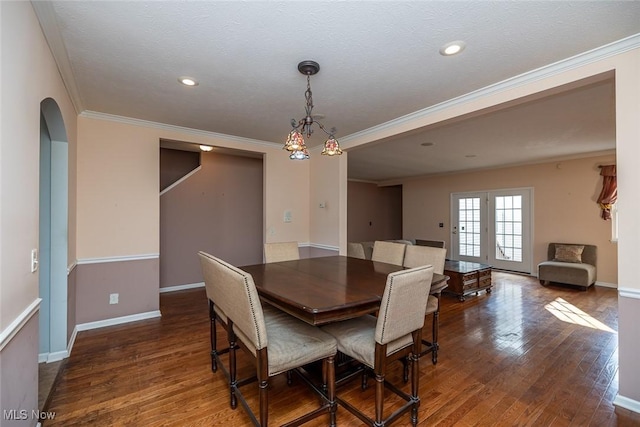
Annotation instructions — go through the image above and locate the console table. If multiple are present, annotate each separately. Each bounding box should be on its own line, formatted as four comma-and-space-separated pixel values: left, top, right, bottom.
444, 259, 492, 301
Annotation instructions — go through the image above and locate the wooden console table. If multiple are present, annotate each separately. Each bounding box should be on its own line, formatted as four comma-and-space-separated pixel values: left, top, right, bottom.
444, 259, 492, 302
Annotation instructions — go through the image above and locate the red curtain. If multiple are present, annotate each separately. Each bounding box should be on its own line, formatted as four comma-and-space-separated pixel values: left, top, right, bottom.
597, 165, 617, 220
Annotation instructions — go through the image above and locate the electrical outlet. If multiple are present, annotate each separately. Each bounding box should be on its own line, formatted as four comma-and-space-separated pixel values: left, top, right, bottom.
109, 293, 119, 305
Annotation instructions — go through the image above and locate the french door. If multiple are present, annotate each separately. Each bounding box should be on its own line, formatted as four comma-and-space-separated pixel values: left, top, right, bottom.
451, 188, 532, 273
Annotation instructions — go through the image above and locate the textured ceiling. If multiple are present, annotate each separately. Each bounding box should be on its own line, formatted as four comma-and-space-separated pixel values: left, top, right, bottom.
33, 1, 640, 182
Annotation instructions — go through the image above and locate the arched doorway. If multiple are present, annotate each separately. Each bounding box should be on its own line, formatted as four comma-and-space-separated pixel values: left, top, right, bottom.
39, 98, 69, 363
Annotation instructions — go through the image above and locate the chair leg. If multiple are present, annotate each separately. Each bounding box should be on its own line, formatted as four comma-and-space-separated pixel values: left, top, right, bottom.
374, 344, 387, 426
431, 309, 439, 365
411, 332, 421, 427
209, 300, 218, 372
228, 321, 238, 410
326, 356, 337, 427
257, 349, 269, 427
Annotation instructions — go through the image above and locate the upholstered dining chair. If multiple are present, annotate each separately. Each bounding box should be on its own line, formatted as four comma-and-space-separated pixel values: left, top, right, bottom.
347, 242, 366, 259
198, 251, 337, 427
264, 241, 300, 263
371, 240, 406, 266
403, 245, 447, 366
322, 265, 434, 427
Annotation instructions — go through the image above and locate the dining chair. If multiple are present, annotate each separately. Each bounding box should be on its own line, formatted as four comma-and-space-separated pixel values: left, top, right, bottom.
403, 245, 447, 366
322, 265, 434, 427
198, 251, 337, 427
264, 241, 300, 263
371, 240, 406, 266
347, 242, 366, 259
198, 252, 231, 373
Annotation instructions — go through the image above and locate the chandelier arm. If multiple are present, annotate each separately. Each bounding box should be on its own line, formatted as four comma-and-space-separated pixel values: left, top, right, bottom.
314, 121, 337, 137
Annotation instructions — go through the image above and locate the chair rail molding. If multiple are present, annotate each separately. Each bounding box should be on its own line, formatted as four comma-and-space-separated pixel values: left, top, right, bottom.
618, 287, 640, 299
0, 298, 42, 351
76, 253, 160, 265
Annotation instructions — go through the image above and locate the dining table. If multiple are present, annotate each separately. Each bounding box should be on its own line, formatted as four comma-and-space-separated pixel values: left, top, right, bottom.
240, 255, 448, 326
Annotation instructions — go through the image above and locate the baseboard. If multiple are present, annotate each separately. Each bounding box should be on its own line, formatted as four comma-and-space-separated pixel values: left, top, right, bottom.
159, 282, 204, 293
38, 331, 77, 363
46, 350, 68, 363
76, 310, 161, 332
595, 281, 617, 289
67, 326, 78, 357
299, 242, 340, 251
614, 394, 640, 414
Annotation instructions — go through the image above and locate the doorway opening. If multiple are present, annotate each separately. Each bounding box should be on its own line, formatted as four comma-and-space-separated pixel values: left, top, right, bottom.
39, 98, 69, 408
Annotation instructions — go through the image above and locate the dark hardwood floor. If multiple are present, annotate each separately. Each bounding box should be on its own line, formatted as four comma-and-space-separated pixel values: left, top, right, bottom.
43, 272, 640, 426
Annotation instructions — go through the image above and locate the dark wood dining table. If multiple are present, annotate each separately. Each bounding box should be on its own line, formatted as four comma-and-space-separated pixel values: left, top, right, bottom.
241, 255, 448, 326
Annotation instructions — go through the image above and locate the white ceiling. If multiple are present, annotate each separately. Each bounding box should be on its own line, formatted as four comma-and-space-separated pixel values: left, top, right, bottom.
33, 1, 640, 182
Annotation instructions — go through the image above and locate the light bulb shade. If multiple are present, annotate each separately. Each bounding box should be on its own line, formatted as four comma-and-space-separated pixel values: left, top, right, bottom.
321, 137, 343, 156
289, 147, 310, 160
284, 130, 305, 152
199, 145, 214, 152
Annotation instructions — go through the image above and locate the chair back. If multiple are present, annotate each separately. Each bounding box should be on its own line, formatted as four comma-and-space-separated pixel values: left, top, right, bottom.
198, 251, 268, 350
415, 239, 446, 248
264, 241, 300, 263
347, 242, 366, 259
371, 241, 406, 266
547, 243, 597, 266
403, 245, 446, 274
375, 265, 434, 345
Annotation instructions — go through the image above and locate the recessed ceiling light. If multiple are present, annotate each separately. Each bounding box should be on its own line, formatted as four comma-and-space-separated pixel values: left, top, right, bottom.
440, 41, 466, 56
199, 145, 214, 152
178, 76, 199, 86
421, 142, 435, 147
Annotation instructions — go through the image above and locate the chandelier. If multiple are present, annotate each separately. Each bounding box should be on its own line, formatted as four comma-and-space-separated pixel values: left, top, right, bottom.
283, 61, 343, 160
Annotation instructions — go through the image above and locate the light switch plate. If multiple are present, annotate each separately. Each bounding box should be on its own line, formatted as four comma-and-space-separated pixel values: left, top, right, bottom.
284, 210, 292, 223
31, 249, 39, 273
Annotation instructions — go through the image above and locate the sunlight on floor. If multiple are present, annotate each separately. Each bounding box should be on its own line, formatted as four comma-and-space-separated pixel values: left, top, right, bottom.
545, 297, 615, 333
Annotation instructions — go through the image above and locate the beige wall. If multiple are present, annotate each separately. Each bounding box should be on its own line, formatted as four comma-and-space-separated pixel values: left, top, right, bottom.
1, 1, 77, 421
0, 1, 77, 330
309, 148, 343, 248
403, 154, 618, 284
76, 116, 311, 259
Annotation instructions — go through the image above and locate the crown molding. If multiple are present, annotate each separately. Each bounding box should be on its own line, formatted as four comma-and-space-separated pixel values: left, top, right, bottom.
340, 33, 640, 149
31, 0, 84, 114
79, 111, 279, 148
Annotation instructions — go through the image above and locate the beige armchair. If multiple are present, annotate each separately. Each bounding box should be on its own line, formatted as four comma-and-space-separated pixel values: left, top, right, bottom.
538, 243, 597, 290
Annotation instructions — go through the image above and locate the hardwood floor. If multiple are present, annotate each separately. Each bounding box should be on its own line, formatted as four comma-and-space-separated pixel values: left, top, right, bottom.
44, 272, 640, 426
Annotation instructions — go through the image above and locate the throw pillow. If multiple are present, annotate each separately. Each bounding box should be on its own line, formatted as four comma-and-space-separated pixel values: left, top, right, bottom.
554, 244, 585, 263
